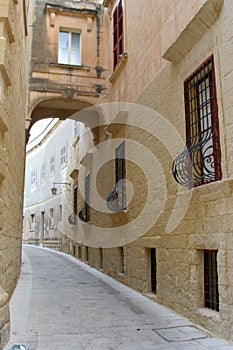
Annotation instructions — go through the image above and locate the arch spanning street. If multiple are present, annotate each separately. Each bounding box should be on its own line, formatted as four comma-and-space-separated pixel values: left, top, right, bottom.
6, 246, 233, 350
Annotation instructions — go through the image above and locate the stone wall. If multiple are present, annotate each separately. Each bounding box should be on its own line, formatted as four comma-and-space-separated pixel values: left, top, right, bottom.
0, 0, 28, 348
61, 0, 233, 342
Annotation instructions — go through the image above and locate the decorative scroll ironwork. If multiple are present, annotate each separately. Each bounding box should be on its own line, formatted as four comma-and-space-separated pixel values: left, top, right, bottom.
78, 207, 89, 222
107, 188, 121, 212
106, 182, 126, 212
68, 212, 76, 225
172, 134, 218, 188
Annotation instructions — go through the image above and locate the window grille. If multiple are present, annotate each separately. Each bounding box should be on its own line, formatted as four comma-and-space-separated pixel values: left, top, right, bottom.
106, 141, 126, 212
84, 174, 90, 221
78, 174, 90, 222
113, 0, 124, 68
115, 141, 126, 209
73, 186, 78, 224
204, 250, 219, 311
151, 248, 156, 293
172, 55, 222, 187
118, 247, 124, 273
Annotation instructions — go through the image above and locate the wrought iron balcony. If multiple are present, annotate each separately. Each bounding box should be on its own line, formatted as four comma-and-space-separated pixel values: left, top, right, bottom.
106, 184, 126, 212
68, 212, 76, 225
78, 207, 89, 222
172, 134, 218, 188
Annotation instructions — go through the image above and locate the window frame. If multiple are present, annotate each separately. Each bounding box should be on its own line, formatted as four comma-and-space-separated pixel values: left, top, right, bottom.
58, 29, 82, 66
60, 145, 67, 168
184, 55, 222, 187
113, 0, 124, 69
204, 249, 219, 312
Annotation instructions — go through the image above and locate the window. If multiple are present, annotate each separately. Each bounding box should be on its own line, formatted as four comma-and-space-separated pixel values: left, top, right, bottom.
73, 186, 78, 223
84, 174, 90, 222
40, 211, 45, 239
41, 163, 46, 182
58, 30, 81, 65
113, 0, 124, 68
99, 248, 103, 269
74, 121, 79, 139
60, 145, 67, 167
184, 55, 221, 187
59, 204, 62, 221
31, 169, 36, 186
204, 250, 219, 311
118, 247, 124, 274
151, 248, 156, 293
85, 246, 89, 262
50, 155, 55, 174
49, 208, 54, 228
115, 141, 126, 209
30, 214, 36, 231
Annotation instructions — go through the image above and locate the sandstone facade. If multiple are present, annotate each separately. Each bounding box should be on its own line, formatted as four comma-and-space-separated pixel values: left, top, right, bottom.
0, 0, 29, 348
23, 0, 233, 342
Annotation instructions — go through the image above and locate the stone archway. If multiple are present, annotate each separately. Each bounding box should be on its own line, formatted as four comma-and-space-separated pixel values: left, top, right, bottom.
26, 96, 107, 144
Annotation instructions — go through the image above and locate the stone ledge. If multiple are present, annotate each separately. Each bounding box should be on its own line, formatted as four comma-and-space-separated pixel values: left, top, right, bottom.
162, 0, 224, 63
110, 52, 128, 83
0, 4, 15, 43
197, 307, 221, 322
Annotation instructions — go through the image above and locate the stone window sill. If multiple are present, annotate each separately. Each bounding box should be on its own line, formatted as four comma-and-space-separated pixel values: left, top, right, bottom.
197, 307, 220, 321
110, 52, 128, 83
49, 63, 91, 72
144, 292, 157, 302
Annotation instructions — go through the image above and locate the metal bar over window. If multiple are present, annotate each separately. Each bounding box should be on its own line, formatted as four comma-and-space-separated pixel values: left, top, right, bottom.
172, 55, 222, 188
204, 250, 219, 311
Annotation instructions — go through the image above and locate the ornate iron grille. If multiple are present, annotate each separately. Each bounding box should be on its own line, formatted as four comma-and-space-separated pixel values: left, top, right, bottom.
107, 141, 126, 212
151, 248, 156, 294
78, 174, 90, 222
204, 250, 219, 311
173, 55, 222, 187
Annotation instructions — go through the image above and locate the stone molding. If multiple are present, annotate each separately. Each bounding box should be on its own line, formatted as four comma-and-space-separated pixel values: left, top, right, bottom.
162, 0, 224, 63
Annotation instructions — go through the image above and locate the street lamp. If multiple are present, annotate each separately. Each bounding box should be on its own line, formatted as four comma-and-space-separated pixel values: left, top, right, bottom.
51, 182, 71, 195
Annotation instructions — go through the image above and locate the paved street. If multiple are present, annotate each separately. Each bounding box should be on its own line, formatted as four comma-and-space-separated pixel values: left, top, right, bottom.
5, 245, 233, 350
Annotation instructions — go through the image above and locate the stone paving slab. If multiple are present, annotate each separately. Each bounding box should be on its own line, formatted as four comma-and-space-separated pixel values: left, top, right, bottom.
5, 245, 233, 350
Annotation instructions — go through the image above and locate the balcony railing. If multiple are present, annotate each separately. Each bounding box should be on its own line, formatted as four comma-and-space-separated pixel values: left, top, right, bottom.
172, 134, 219, 188
78, 207, 89, 222
106, 183, 126, 212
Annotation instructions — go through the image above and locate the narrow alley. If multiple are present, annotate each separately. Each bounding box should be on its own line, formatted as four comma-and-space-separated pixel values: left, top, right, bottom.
6, 246, 233, 350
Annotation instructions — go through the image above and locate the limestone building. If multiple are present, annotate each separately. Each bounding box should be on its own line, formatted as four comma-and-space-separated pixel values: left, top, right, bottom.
0, 0, 29, 348
23, 0, 233, 343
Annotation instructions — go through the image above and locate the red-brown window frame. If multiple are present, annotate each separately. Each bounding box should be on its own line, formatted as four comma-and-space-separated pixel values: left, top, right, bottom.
113, 0, 124, 69
184, 55, 222, 187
